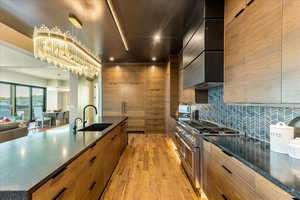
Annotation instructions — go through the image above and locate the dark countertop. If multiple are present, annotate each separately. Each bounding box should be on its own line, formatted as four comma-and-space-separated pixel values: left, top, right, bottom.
0, 116, 127, 200
203, 135, 300, 199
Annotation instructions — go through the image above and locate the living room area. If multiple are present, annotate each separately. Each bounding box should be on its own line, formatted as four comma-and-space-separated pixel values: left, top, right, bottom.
0, 28, 71, 143
0, 22, 99, 144
0, 70, 70, 141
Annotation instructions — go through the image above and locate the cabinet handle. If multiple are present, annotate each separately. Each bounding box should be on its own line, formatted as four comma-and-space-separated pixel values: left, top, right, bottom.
89, 156, 97, 164
111, 135, 117, 141
51, 167, 67, 180
222, 165, 232, 174
89, 181, 96, 191
234, 9, 245, 18
52, 187, 67, 200
222, 150, 233, 157
246, 0, 255, 6
222, 194, 229, 200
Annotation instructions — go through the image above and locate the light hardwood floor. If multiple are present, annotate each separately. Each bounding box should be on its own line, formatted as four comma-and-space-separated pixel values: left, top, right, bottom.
101, 134, 200, 200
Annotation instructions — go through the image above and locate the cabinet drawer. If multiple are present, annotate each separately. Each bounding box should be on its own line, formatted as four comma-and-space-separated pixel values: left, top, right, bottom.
209, 157, 261, 200
73, 158, 103, 200
32, 154, 89, 200
255, 174, 293, 200
72, 137, 110, 200
82, 180, 103, 200
32, 138, 106, 200
211, 143, 256, 189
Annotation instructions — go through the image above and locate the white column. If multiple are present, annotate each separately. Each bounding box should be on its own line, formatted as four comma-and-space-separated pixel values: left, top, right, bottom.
97, 68, 103, 118
69, 72, 79, 122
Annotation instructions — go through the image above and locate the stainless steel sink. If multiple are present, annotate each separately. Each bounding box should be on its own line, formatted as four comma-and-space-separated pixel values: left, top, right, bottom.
78, 123, 112, 132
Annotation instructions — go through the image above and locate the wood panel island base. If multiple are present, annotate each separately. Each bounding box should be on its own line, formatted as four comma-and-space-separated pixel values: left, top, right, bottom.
0, 117, 128, 200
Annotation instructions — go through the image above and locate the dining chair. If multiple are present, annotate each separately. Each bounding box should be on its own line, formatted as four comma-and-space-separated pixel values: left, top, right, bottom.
33, 107, 51, 128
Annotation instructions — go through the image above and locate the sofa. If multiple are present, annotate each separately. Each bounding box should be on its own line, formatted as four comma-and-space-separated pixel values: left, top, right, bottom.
0, 122, 28, 143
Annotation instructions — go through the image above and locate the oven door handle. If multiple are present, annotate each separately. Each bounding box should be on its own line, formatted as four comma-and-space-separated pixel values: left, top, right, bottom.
174, 131, 180, 137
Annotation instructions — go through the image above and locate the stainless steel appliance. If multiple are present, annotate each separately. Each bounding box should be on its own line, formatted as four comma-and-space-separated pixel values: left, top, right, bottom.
174, 120, 240, 194
178, 105, 191, 121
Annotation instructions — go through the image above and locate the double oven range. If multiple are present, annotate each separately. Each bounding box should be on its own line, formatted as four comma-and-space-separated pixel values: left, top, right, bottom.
173, 120, 240, 194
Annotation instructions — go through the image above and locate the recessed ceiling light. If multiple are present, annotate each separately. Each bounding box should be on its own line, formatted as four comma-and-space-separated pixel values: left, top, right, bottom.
109, 57, 115, 61
68, 13, 83, 29
152, 57, 157, 61
154, 33, 161, 41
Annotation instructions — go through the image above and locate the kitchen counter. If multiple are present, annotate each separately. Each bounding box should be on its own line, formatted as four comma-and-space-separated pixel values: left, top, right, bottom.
203, 135, 300, 199
0, 116, 127, 200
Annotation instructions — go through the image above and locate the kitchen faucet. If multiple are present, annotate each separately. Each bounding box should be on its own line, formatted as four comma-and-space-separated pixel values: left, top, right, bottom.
73, 117, 82, 133
83, 105, 98, 128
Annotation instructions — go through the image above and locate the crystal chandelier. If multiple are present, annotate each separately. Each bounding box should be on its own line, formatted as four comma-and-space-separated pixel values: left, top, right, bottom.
33, 25, 101, 78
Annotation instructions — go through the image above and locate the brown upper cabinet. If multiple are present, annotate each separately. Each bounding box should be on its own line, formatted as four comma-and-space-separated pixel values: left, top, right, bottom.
224, 0, 283, 103
224, 0, 246, 26
282, 0, 300, 103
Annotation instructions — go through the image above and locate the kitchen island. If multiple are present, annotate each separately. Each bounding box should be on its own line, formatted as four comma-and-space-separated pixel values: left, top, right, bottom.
0, 116, 128, 200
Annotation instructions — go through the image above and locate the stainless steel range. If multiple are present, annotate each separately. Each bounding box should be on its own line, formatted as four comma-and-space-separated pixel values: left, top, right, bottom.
173, 120, 240, 194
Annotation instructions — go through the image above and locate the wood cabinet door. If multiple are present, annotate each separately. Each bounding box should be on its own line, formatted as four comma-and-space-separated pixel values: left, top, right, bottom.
103, 82, 123, 116
224, 0, 282, 103
122, 82, 145, 132
224, 7, 248, 103
224, 0, 246, 26
255, 173, 293, 200
282, 0, 300, 103
203, 142, 223, 200
103, 66, 145, 132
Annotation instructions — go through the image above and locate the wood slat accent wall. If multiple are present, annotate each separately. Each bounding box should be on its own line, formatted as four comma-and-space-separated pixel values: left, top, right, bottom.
103, 63, 166, 134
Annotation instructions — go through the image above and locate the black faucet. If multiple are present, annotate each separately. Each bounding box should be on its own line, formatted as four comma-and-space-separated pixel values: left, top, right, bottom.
73, 117, 82, 133
83, 105, 98, 128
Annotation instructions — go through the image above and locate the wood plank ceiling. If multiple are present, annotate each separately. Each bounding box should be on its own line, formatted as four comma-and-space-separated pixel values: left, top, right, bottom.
0, 0, 197, 63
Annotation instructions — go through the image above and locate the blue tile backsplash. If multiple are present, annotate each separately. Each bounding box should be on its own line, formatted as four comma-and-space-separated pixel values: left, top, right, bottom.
192, 86, 300, 142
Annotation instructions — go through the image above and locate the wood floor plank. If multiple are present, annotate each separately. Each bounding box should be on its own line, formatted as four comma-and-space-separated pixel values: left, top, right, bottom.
101, 134, 200, 200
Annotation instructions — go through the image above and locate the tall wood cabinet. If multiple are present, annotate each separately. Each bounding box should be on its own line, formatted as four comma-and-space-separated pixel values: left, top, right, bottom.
225, 0, 300, 104
224, 0, 282, 103
103, 64, 166, 133
282, 0, 300, 103
103, 66, 145, 132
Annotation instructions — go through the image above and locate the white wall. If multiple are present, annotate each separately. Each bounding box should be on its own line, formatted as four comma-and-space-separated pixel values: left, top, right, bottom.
46, 79, 69, 111
69, 73, 79, 122
78, 76, 95, 122
68, 74, 95, 123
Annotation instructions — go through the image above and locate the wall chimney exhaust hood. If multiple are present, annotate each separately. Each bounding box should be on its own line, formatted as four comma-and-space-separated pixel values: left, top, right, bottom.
183, 51, 223, 89
182, 0, 224, 89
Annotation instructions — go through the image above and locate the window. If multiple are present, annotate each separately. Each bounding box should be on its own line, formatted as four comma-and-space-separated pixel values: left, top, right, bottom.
0, 82, 46, 121
0, 83, 12, 118
32, 88, 45, 120
16, 86, 30, 121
